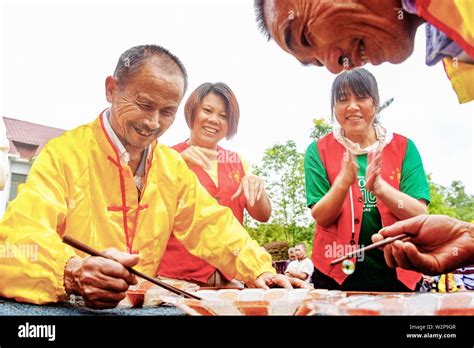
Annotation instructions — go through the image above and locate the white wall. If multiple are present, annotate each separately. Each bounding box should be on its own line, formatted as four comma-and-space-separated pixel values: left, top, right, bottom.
0, 156, 31, 217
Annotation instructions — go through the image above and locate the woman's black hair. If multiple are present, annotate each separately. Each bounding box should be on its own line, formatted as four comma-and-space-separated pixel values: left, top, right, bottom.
330, 68, 380, 121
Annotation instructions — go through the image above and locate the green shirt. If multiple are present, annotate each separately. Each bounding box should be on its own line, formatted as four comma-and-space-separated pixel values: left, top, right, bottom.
304, 138, 431, 291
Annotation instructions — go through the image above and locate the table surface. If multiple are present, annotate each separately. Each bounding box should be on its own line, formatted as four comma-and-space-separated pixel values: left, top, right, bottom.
2, 290, 472, 316
0, 295, 185, 316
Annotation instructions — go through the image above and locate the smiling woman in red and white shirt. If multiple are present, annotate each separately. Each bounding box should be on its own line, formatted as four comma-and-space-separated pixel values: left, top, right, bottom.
158, 82, 272, 287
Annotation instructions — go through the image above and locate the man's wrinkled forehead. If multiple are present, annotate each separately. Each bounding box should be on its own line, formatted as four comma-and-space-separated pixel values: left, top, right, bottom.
262, 0, 293, 55
128, 63, 184, 97
263, 0, 294, 36
264, 0, 355, 37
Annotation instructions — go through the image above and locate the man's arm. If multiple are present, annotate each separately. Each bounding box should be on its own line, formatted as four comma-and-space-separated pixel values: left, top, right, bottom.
0, 144, 77, 304
63, 250, 139, 309
285, 270, 309, 281
0, 140, 138, 308
171, 158, 277, 286
286, 259, 313, 281
372, 215, 474, 275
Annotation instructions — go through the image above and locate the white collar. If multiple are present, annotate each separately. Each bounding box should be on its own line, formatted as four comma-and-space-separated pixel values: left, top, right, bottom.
333, 123, 393, 155
101, 109, 150, 177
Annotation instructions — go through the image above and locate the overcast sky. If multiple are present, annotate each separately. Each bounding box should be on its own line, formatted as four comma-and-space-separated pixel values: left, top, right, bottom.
1, 0, 473, 194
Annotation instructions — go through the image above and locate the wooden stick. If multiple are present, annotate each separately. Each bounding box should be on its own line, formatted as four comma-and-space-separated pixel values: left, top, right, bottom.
63, 235, 201, 300
330, 233, 409, 265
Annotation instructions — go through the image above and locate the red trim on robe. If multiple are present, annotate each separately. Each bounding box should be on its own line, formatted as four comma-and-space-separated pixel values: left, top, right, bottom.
99, 110, 156, 254
416, 0, 474, 59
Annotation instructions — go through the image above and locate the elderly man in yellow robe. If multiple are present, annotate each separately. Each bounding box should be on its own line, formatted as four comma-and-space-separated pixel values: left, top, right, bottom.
0, 44, 292, 309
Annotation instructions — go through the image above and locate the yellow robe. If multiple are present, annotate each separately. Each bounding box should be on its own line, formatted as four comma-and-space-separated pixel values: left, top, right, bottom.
417, 0, 474, 103
437, 274, 458, 293
0, 115, 274, 304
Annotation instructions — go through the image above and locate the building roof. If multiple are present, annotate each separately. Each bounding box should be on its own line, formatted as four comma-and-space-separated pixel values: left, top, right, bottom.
3, 117, 66, 160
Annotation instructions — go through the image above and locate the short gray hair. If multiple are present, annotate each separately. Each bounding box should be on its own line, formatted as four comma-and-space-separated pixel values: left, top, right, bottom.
113, 44, 188, 93
295, 242, 307, 251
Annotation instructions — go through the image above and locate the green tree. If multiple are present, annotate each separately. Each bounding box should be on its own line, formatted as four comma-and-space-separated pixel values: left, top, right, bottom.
445, 180, 474, 222
426, 175, 474, 222
426, 174, 457, 217
247, 118, 333, 254
245, 223, 286, 246
310, 118, 333, 141
251, 140, 313, 248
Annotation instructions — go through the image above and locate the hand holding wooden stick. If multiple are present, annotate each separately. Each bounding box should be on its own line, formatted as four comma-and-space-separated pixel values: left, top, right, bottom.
63, 235, 200, 300
330, 234, 409, 265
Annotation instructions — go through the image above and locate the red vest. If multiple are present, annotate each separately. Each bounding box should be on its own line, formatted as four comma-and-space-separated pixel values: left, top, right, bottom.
157, 141, 246, 283
312, 133, 422, 290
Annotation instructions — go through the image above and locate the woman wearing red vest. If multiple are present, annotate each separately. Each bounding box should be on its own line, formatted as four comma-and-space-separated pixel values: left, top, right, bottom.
305, 68, 430, 292
158, 82, 272, 287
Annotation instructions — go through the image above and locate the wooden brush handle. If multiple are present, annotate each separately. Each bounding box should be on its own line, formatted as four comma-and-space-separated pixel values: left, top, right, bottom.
63, 235, 200, 300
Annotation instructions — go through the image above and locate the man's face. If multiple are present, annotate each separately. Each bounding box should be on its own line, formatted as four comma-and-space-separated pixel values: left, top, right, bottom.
263, 0, 417, 73
106, 59, 184, 152
295, 245, 306, 260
